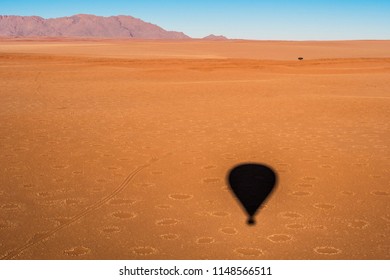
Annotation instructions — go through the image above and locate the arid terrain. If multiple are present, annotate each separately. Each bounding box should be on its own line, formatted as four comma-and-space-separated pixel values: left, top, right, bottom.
0, 40, 389, 259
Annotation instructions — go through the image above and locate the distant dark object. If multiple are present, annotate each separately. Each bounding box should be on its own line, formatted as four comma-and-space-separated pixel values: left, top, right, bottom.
298, 57, 304, 60
228, 163, 277, 225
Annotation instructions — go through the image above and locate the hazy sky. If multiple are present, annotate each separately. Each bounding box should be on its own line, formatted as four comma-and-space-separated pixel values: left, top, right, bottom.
1, 0, 390, 40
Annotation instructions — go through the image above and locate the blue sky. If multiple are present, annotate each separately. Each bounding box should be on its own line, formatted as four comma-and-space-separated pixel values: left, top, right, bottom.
1, 0, 389, 40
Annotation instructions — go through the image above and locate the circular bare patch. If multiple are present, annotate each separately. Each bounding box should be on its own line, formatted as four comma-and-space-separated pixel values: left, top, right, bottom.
314, 246, 341, 255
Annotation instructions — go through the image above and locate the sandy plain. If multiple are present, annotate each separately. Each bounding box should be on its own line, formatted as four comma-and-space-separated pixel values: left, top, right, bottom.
0, 40, 389, 259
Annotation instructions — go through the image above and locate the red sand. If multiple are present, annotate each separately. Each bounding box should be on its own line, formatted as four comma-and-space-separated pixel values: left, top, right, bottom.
0, 40, 389, 259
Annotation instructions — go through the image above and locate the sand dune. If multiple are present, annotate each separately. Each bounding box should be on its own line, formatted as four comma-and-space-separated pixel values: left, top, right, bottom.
0, 40, 389, 259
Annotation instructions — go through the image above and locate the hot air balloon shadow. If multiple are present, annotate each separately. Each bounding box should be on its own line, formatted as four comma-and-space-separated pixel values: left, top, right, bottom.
227, 163, 278, 225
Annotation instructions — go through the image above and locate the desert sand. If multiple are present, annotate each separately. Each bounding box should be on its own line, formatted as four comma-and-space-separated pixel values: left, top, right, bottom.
0, 40, 389, 259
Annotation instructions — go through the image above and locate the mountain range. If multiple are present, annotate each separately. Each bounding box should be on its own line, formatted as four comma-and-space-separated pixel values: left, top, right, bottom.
0, 14, 226, 40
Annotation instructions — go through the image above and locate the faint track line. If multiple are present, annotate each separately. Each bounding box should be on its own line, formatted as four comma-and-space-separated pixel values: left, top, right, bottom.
1, 157, 160, 259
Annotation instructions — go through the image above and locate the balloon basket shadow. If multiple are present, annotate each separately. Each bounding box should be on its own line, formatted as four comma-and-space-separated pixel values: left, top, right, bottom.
247, 217, 256, 226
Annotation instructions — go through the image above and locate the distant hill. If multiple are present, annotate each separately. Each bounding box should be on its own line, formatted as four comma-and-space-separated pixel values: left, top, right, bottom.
0, 14, 190, 39
202, 34, 228, 40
